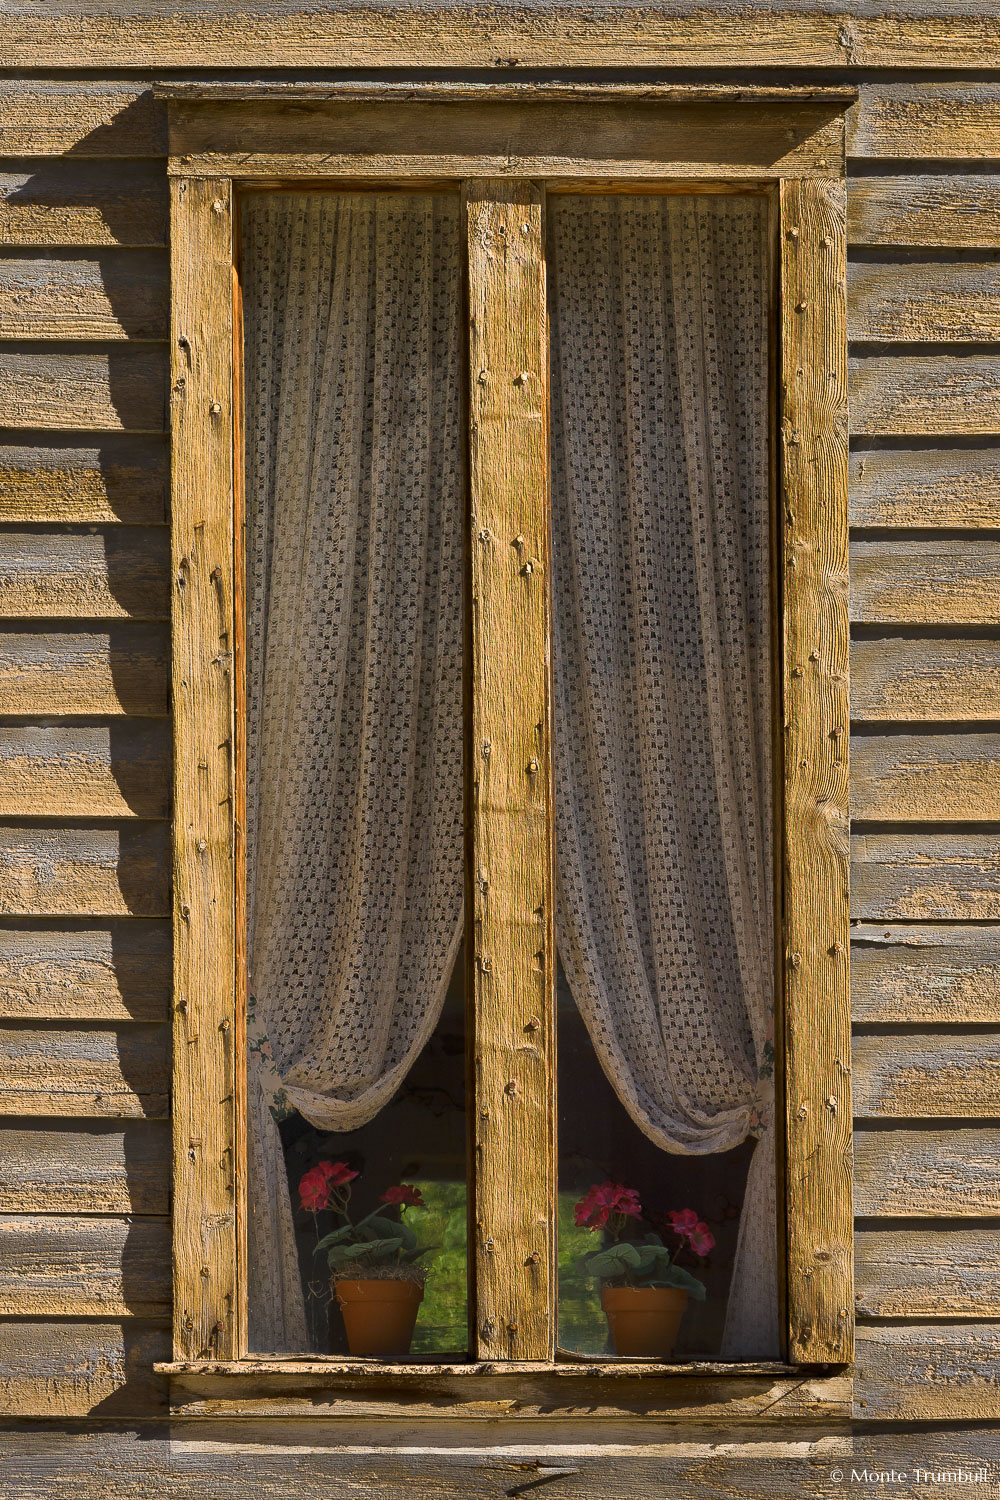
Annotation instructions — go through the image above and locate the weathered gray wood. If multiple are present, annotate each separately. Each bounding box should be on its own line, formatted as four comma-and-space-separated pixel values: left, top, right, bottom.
849, 84, 1000, 159
0, 439, 168, 524
0, 1320, 168, 1417
852, 925, 1000, 1024
851, 733, 1000, 822
0, 254, 168, 341
0, 1023, 169, 1118
0, 627, 169, 716
851, 636, 1000, 722
0, 529, 169, 620
854, 1032, 1000, 1119
0, 83, 165, 157
851, 539, 1000, 625
854, 1127, 1000, 1217
855, 1324, 1000, 1421
855, 1227, 1000, 1318
0, 161, 168, 248
0, 724, 170, 820
850, 355, 1000, 436
0, 1121, 170, 1214
0, 348, 167, 433
0, 824, 170, 917
852, 832, 1000, 921
0, 1214, 170, 1316
0, 920, 170, 1020
849, 446, 1000, 529
848, 261, 1000, 342
847, 174, 1000, 249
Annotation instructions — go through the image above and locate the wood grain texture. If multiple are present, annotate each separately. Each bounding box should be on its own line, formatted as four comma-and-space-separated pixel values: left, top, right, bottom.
851, 732, 1000, 822
0, 724, 170, 820
0, 253, 168, 341
0, 161, 168, 248
0, 1121, 169, 1214
0, 438, 168, 525
169, 176, 240, 1361
851, 636, 1000, 722
847, 174, 1000, 249
0, 626, 168, 716
854, 1032, 1000, 1119
854, 1127, 1000, 1216
848, 446, 1000, 529
0, 1319, 167, 1417
467, 181, 554, 1364
848, 260, 1000, 343
852, 832, 1000, 920
780, 178, 852, 1365
855, 1324, 1000, 1421
0, 348, 167, 433
0, 824, 170, 917
0, 529, 169, 620
0, 1023, 169, 1118
0, 920, 170, 1020
850, 354, 1000, 437
0, 1214, 170, 1316
849, 84, 1000, 159
0, 82, 165, 157
851, 539, 1000, 625
855, 1227, 1000, 1318
852, 924, 1000, 1025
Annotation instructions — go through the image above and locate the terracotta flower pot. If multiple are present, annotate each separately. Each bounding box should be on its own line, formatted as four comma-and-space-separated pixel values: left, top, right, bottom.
333, 1277, 424, 1356
601, 1284, 688, 1358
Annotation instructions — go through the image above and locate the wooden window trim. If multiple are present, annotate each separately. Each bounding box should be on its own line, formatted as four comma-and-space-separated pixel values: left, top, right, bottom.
163, 84, 853, 1406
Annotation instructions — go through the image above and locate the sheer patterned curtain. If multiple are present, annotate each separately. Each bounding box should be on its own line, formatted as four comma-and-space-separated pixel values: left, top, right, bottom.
549, 195, 778, 1357
241, 193, 464, 1352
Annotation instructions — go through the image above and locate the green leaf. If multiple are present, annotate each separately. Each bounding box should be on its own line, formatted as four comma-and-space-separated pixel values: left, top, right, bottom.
582, 1242, 642, 1280
313, 1224, 354, 1255
646, 1263, 707, 1300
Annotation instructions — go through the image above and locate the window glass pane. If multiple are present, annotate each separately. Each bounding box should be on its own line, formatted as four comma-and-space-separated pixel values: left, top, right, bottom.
549, 193, 778, 1361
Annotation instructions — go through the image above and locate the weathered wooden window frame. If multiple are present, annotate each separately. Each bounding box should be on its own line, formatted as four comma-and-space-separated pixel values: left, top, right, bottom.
159, 82, 854, 1412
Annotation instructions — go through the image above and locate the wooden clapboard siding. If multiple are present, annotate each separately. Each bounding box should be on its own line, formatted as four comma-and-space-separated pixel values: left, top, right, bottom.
0, 82, 165, 157
848, 447, 1000, 529
854, 1128, 1000, 1217
0, 1214, 170, 1316
855, 1325, 1000, 1421
0, 724, 170, 820
0, 161, 168, 248
851, 733, 1000, 822
0, 1023, 169, 1118
850, 636, 1000, 722
852, 926, 1000, 1025
848, 261, 1000, 343
849, 85, 1000, 159
850, 354, 1000, 436
0, 1319, 168, 1417
0, 1121, 170, 1214
0, 824, 170, 917
0, 253, 168, 340
0, 347, 168, 432
851, 539, 1000, 625
0, 920, 170, 1020
854, 1033, 1000, 1119
0, 439, 169, 524
852, 832, 1000, 921
0, 626, 169, 716
848, 175, 1000, 249
855, 1228, 1000, 1318
0, 529, 169, 619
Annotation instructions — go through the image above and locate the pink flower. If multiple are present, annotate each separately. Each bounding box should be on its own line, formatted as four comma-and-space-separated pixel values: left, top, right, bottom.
322, 1161, 360, 1188
381, 1184, 425, 1209
574, 1181, 643, 1231
298, 1160, 358, 1211
667, 1208, 700, 1237
688, 1223, 716, 1257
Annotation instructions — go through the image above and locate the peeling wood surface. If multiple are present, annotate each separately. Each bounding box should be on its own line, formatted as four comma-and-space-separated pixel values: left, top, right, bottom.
848, 84, 1000, 159
852, 924, 1000, 1024
0, 920, 170, 1020
0, 1320, 168, 1418
852, 832, 1000, 921
0, 1214, 170, 1316
850, 353, 1000, 436
0, 723, 170, 820
853, 1032, 1000, 1119
854, 1128, 1000, 1217
0, 253, 167, 340
0, 627, 169, 717
851, 732, 1000, 822
848, 260, 1000, 342
855, 1324, 1000, 1421
0, 83, 165, 157
0, 824, 170, 917
0, 161, 168, 248
855, 1227, 1000, 1318
0, 347, 167, 433
847, 174, 1000, 248
850, 636, 1000, 722
0, 1023, 169, 1118
851, 539, 1000, 625
0, 1121, 169, 1214
0, 529, 169, 620
0, 440, 168, 524
848, 446, 1000, 529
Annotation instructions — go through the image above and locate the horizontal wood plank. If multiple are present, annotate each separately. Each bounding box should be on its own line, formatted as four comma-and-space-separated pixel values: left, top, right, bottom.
851, 539, 1000, 625
855, 1324, 1000, 1421
0, 253, 168, 341
0, 626, 169, 716
851, 636, 1000, 722
0, 160, 168, 248
854, 1032, 1000, 1119
0, 1022, 169, 1118
848, 260, 1000, 343
0, 348, 167, 433
852, 925, 1000, 1025
0, 1121, 169, 1214
855, 1227, 1000, 1319
0, 528, 168, 620
0, 1319, 167, 1418
850, 84, 1000, 159
0, 824, 170, 917
0, 920, 170, 1020
0, 724, 170, 820
848, 175, 1000, 249
851, 732, 1000, 821
850, 355, 1000, 437
0, 83, 164, 157
0, 1213, 170, 1316
849, 446, 1000, 529
854, 1127, 1000, 1217
0, 438, 168, 524
852, 832, 1000, 921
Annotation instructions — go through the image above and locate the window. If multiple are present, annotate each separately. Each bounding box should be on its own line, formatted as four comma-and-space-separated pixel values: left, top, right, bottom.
164, 85, 853, 1392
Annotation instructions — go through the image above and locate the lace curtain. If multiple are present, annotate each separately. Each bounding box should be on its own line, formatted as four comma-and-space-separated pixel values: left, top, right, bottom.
241, 193, 465, 1352
549, 195, 778, 1357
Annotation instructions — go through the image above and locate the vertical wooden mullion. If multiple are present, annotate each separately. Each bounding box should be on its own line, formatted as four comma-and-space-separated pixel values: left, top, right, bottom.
170, 174, 242, 1360
780, 174, 853, 1364
466, 179, 555, 1363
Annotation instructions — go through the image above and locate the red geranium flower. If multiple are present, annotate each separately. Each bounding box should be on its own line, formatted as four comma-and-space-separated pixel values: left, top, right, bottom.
381, 1184, 425, 1209
298, 1160, 358, 1211
688, 1222, 716, 1257
574, 1181, 643, 1231
666, 1208, 700, 1237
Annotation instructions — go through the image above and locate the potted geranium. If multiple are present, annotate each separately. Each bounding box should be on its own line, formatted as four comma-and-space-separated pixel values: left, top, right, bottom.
574, 1181, 714, 1357
299, 1161, 434, 1356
